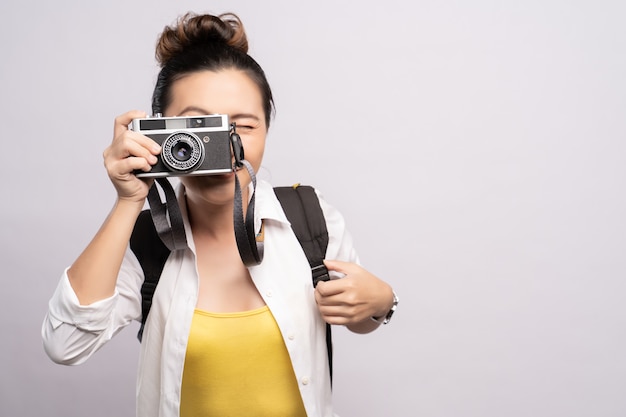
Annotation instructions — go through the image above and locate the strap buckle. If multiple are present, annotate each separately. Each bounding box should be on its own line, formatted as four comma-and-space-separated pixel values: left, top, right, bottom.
312, 264, 330, 287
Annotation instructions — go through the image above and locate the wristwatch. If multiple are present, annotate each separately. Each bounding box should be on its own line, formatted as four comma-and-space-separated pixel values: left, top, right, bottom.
371, 290, 399, 325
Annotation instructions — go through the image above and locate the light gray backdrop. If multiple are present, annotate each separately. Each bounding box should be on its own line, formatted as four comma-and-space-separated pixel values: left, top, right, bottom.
1, 0, 625, 416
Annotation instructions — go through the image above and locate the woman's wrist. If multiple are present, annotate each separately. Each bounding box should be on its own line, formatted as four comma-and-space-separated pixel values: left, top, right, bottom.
115, 196, 146, 214
371, 288, 399, 325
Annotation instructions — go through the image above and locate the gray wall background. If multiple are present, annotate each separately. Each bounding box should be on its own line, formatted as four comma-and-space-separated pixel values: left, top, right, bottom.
1, 0, 625, 416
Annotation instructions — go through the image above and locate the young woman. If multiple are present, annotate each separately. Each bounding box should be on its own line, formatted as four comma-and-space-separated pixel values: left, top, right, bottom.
43, 12, 397, 417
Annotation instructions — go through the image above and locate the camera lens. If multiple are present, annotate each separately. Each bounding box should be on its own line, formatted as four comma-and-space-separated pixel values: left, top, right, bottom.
161, 132, 205, 173
172, 141, 193, 161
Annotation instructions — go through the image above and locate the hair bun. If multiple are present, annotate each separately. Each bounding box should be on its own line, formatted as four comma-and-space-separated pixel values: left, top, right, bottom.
155, 12, 249, 66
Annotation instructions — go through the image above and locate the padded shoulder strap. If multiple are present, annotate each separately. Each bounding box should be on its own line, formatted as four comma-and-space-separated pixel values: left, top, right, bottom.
273, 184, 333, 383
273, 184, 330, 286
130, 209, 171, 342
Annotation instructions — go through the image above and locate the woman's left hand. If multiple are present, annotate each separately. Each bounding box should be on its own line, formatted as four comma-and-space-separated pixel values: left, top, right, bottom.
314, 260, 395, 333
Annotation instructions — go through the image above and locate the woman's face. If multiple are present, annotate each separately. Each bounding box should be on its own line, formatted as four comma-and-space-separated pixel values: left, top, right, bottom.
164, 69, 267, 202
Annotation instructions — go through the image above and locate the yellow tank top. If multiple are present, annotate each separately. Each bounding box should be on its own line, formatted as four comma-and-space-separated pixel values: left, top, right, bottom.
180, 306, 307, 417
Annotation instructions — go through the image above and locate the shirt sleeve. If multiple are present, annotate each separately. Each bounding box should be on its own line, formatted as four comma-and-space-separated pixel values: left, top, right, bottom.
315, 189, 360, 265
41, 246, 144, 365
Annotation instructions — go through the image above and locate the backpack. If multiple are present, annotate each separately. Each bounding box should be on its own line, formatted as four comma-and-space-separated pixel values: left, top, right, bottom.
129, 184, 333, 380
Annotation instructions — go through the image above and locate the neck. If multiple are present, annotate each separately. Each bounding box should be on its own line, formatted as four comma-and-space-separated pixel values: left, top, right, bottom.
184, 185, 249, 239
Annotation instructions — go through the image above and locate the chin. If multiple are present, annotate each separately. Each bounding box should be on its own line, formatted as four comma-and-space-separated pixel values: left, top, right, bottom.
183, 172, 227, 184
183, 170, 251, 192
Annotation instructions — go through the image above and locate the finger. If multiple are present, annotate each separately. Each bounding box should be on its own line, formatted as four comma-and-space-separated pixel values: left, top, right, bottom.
317, 306, 361, 326
323, 259, 358, 275
314, 279, 345, 298
113, 110, 147, 139
133, 132, 162, 156
106, 156, 153, 178
124, 131, 161, 160
318, 304, 355, 318
108, 130, 161, 162
321, 315, 350, 326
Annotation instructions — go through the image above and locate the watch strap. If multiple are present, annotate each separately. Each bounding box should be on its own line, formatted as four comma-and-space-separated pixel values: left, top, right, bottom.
371, 290, 398, 325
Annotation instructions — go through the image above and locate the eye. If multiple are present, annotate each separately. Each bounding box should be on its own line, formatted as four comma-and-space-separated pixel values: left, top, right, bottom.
233, 123, 255, 133
231, 115, 261, 131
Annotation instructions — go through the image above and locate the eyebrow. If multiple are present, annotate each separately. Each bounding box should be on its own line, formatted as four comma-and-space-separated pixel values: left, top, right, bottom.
177, 106, 212, 116
230, 113, 261, 122
177, 106, 261, 122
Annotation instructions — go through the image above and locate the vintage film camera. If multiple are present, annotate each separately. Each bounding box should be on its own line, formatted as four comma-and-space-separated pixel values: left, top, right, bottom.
131, 114, 237, 178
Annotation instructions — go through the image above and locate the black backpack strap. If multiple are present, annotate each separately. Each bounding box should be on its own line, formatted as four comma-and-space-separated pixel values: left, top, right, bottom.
130, 209, 171, 342
273, 184, 333, 383
273, 184, 330, 286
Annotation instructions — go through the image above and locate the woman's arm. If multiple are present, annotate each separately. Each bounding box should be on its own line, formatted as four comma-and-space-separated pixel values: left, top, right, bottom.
42, 253, 144, 365
315, 259, 395, 334
42, 110, 161, 363
313, 191, 397, 334
68, 110, 159, 305
68, 198, 144, 304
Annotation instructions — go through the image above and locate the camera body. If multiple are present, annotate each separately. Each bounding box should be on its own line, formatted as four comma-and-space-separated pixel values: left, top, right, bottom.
131, 114, 233, 178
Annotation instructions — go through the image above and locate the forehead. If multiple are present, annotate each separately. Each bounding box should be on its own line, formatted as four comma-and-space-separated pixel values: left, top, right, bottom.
166, 69, 264, 116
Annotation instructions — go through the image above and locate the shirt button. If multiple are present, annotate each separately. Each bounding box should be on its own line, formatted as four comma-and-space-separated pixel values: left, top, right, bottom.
288, 334, 295, 340
266, 291, 273, 297
301, 377, 310, 385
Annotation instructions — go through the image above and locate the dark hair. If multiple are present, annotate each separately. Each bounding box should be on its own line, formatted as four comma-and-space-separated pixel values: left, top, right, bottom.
152, 12, 274, 128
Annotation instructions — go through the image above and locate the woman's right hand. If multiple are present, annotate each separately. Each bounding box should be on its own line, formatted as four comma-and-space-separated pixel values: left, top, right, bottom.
103, 110, 162, 202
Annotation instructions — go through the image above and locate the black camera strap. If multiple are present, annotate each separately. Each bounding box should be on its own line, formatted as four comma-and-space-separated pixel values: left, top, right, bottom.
145, 161, 263, 265
146, 177, 188, 251
233, 159, 264, 265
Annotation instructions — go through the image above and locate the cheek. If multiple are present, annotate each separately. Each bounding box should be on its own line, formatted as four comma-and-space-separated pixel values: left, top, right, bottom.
242, 134, 266, 165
